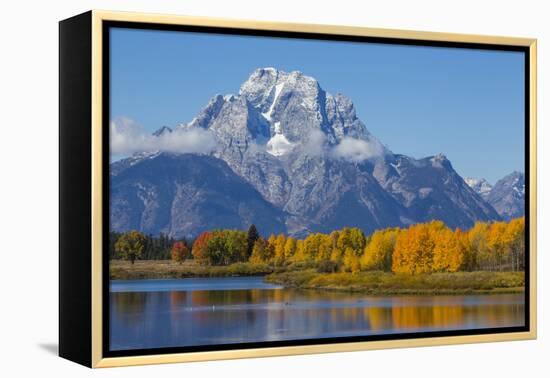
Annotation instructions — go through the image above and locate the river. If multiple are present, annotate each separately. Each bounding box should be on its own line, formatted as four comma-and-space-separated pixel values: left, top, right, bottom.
109, 276, 524, 351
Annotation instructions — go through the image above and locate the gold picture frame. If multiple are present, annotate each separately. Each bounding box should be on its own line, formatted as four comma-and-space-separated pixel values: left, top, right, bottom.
59, 9, 537, 368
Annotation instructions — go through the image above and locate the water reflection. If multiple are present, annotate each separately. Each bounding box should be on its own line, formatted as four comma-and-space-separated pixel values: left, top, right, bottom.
110, 277, 524, 351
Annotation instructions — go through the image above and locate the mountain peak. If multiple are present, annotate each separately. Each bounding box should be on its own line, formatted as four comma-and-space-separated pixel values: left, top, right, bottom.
486, 171, 525, 220
465, 177, 493, 197
239, 67, 320, 110
152, 126, 172, 137
429, 153, 452, 169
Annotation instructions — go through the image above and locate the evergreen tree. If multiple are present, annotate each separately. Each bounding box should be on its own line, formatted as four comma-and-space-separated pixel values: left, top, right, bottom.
247, 224, 260, 259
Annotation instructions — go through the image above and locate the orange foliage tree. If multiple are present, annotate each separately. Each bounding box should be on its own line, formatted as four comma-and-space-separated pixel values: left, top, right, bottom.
192, 231, 212, 265
171, 241, 190, 264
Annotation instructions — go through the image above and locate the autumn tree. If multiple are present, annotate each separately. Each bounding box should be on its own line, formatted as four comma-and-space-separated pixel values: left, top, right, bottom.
342, 247, 361, 273
361, 228, 399, 271
467, 222, 489, 270
249, 237, 274, 264
192, 231, 213, 265
204, 230, 248, 265
302, 233, 321, 261
392, 222, 440, 274
284, 237, 297, 260
115, 230, 146, 264
505, 217, 525, 271
487, 222, 508, 271
273, 234, 287, 265
186, 217, 524, 273
291, 239, 306, 262
433, 228, 466, 272
171, 241, 190, 264
337, 227, 367, 255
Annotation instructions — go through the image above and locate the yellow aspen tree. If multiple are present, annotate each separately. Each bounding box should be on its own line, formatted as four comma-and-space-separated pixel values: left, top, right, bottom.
487, 222, 508, 271
283, 237, 297, 260
273, 233, 287, 265
362, 229, 398, 271
317, 234, 333, 261
433, 228, 464, 272
292, 239, 305, 262
392, 223, 435, 274
343, 247, 360, 273
504, 217, 525, 271
468, 222, 490, 270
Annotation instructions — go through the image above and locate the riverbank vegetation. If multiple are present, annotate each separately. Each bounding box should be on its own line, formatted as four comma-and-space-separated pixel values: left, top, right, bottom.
109, 259, 272, 280
184, 217, 524, 273
265, 270, 524, 295
110, 217, 525, 292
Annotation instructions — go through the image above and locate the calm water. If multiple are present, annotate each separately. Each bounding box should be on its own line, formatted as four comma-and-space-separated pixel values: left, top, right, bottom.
109, 276, 524, 351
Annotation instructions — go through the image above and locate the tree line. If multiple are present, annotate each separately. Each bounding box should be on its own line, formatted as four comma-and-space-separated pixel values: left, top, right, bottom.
111, 217, 525, 274
109, 231, 182, 261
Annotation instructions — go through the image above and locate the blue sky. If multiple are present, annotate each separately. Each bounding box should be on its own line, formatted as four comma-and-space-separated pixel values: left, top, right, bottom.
110, 27, 525, 184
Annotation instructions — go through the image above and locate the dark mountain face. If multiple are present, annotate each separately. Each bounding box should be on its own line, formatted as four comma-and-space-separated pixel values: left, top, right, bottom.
110, 67, 503, 237
465, 172, 525, 220
373, 154, 501, 230
486, 172, 525, 220
110, 153, 287, 238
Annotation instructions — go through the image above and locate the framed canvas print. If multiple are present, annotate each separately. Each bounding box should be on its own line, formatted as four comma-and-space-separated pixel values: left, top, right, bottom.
59, 10, 537, 368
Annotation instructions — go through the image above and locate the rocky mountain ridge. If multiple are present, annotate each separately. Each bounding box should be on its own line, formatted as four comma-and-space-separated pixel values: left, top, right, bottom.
110, 68, 506, 238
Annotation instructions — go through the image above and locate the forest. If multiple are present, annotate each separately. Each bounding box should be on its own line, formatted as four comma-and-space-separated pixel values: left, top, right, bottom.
110, 217, 525, 275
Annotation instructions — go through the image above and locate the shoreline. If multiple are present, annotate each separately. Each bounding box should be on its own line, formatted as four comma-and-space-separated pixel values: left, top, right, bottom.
109, 260, 274, 280
110, 260, 524, 295
265, 270, 525, 295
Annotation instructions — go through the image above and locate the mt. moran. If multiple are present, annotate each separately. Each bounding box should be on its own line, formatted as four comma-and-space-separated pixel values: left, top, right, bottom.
110, 67, 501, 238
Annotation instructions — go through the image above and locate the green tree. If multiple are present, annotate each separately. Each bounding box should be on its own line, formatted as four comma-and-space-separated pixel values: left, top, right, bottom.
115, 230, 146, 264
203, 230, 248, 265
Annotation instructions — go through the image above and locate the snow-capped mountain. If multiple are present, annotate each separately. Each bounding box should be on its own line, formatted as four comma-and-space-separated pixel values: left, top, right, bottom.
110, 68, 502, 238
152, 126, 172, 137
110, 153, 287, 237
464, 177, 493, 199
465, 172, 525, 220
486, 172, 525, 220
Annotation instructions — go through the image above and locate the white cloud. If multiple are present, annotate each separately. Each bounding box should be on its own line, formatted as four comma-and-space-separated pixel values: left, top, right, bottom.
110, 117, 217, 157
331, 137, 384, 163
302, 129, 327, 157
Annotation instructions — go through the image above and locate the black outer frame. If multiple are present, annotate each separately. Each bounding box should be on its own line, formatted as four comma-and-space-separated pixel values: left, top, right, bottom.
58, 12, 531, 368
59, 11, 93, 367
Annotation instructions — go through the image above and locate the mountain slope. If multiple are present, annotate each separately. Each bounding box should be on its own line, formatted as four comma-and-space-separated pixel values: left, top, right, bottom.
464, 177, 493, 199
110, 153, 287, 238
111, 67, 503, 237
373, 154, 501, 229
486, 172, 525, 220
465, 172, 525, 220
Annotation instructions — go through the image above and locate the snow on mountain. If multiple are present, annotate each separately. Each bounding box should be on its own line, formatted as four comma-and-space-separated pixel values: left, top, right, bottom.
465, 177, 493, 198
111, 67, 504, 237
266, 122, 294, 156
486, 171, 525, 220
464, 173, 525, 220
152, 126, 172, 137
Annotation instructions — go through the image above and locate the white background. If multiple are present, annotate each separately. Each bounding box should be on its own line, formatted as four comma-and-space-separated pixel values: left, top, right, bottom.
0, 0, 547, 376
